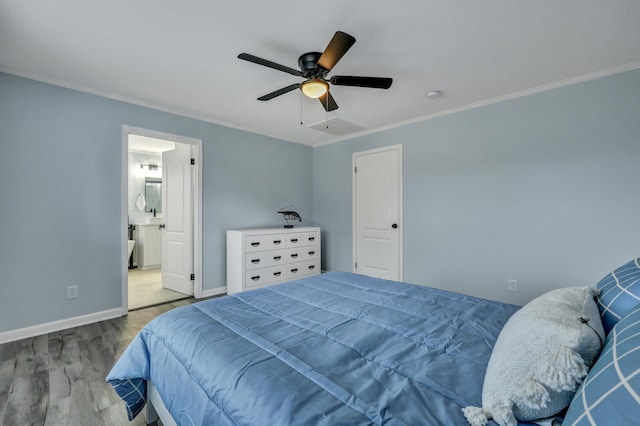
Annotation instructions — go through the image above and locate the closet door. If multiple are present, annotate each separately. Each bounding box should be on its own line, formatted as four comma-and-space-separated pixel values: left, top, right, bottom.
353, 145, 403, 281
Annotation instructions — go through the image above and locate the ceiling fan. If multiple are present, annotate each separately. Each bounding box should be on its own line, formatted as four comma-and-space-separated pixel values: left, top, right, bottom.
238, 31, 393, 111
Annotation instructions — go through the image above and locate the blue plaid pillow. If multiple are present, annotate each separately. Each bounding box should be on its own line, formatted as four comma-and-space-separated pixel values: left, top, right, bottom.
563, 303, 640, 425
595, 258, 640, 334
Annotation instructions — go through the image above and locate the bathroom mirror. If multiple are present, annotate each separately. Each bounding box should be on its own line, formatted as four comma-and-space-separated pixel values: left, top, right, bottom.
145, 177, 162, 213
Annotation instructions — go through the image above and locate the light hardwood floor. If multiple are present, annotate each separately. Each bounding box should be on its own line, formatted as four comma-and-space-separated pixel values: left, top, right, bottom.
128, 268, 190, 310
0, 300, 198, 426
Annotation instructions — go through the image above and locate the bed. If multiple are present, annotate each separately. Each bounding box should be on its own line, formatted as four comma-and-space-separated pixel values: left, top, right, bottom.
107, 271, 521, 425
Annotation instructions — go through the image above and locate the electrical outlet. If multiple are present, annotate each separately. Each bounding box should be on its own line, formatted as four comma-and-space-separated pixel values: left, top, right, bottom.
67, 285, 78, 299
508, 279, 519, 292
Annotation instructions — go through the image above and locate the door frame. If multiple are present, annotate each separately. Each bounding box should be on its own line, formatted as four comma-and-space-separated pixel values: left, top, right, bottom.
352, 144, 403, 281
121, 125, 203, 314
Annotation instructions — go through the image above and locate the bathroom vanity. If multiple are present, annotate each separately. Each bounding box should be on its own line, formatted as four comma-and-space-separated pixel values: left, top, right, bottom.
136, 223, 161, 270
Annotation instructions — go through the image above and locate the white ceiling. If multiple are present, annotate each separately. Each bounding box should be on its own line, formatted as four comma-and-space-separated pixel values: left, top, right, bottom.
1, 1, 639, 147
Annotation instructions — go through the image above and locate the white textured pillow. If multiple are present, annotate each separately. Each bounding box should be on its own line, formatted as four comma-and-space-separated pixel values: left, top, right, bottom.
463, 287, 604, 426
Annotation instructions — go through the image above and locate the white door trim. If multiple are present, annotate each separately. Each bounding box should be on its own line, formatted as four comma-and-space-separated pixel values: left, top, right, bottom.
121, 125, 203, 315
352, 144, 403, 281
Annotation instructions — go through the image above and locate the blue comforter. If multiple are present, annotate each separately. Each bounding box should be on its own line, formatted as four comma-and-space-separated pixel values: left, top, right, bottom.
107, 272, 519, 425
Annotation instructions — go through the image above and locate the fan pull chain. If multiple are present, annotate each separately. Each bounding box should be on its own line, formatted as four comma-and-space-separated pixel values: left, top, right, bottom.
300, 91, 303, 126
326, 94, 329, 129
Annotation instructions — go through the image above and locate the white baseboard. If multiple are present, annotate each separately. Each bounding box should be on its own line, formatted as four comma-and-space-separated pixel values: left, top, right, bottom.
199, 286, 227, 299
0, 288, 229, 344
0, 308, 123, 345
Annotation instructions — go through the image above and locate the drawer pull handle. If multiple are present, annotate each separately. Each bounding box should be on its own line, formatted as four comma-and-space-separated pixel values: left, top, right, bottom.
274, 240, 282, 245
273, 256, 282, 261
309, 265, 315, 270
309, 237, 315, 241
308, 251, 315, 255
251, 259, 260, 264
291, 253, 298, 258
274, 272, 282, 277
291, 238, 298, 243
251, 242, 260, 247
251, 276, 260, 281
291, 268, 298, 273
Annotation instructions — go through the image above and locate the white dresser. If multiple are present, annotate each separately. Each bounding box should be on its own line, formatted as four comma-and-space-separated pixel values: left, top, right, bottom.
227, 227, 321, 295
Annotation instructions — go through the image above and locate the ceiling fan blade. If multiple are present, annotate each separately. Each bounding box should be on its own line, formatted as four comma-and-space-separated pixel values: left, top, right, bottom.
257, 83, 301, 101
238, 53, 302, 77
318, 91, 338, 111
317, 31, 356, 71
330, 76, 393, 89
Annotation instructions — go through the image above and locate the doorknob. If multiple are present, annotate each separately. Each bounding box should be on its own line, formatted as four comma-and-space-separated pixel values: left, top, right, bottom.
391, 223, 398, 229
159, 224, 166, 229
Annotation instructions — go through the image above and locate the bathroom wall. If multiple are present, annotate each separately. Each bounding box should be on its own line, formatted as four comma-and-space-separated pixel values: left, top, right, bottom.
128, 151, 163, 225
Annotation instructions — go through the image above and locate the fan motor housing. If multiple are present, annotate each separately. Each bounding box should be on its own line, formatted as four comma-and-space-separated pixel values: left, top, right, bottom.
298, 52, 325, 77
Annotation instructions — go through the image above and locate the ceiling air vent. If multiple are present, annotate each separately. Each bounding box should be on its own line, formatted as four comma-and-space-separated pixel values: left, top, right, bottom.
308, 117, 365, 136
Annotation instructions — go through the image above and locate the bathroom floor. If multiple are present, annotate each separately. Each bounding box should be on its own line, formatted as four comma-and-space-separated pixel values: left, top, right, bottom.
128, 268, 190, 310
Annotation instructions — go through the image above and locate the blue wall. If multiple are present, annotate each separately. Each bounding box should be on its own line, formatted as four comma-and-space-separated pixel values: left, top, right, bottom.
0, 73, 313, 332
313, 69, 640, 305
2, 67, 640, 334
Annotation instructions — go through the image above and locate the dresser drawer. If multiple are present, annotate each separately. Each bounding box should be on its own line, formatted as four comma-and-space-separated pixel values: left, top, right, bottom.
286, 247, 319, 263
286, 231, 320, 248
245, 249, 286, 270
286, 260, 320, 279
245, 265, 286, 289
245, 234, 285, 252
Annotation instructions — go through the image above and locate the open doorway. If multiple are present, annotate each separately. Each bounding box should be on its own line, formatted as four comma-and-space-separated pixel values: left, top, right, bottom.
122, 126, 202, 312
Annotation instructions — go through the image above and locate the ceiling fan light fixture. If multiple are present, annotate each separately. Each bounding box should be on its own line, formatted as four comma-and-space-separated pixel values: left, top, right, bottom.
300, 80, 329, 98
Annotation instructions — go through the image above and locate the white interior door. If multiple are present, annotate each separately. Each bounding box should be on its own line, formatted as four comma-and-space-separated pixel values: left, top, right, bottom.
161, 143, 193, 295
353, 145, 402, 281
